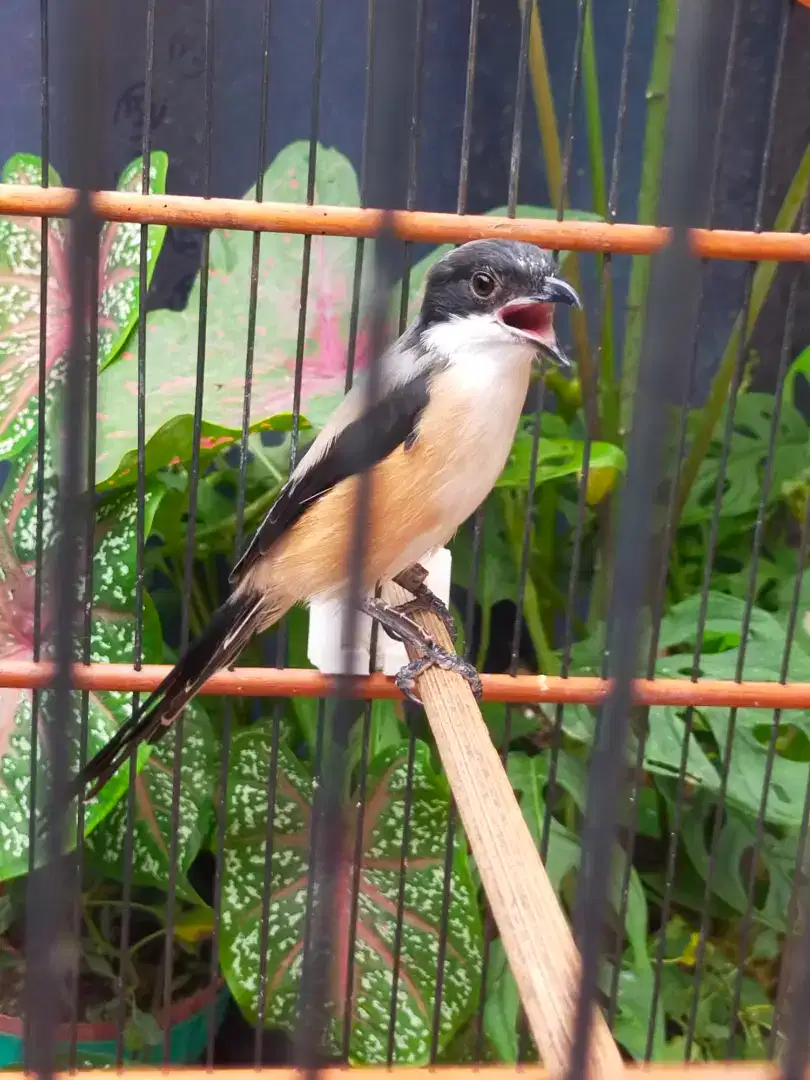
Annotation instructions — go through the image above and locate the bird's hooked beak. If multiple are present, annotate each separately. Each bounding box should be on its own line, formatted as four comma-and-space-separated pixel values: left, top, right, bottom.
497, 275, 582, 370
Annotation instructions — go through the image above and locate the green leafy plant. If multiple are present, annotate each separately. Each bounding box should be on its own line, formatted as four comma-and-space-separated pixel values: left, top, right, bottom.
219, 731, 482, 1063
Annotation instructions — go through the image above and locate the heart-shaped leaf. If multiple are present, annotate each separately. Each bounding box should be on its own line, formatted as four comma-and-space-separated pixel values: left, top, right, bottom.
219, 730, 482, 1063
84, 698, 217, 902
0, 460, 166, 881
95, 141, 367, 489
0, 151, 168, 462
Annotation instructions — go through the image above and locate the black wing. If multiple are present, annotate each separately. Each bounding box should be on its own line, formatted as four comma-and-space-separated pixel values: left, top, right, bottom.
228, 370, 431, 584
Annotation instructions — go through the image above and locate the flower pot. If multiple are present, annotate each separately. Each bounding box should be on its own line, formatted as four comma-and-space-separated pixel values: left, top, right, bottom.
0, 981, 229, 1066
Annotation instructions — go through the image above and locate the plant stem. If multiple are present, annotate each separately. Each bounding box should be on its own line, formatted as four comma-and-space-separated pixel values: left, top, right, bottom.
503, 492, 560, 676
525, 0, 594, 406
160, 482, 281, 557
619, 0, 679, 436
581, 2, 619, 444
129, 927, 167, 958
674, 142, 810, 520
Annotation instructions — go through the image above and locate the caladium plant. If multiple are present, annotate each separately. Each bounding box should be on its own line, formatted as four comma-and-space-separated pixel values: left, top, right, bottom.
84, 696, 217, 903
219, 730, 482, 1064
0, 151, 168, 463
0, 461, 165, 880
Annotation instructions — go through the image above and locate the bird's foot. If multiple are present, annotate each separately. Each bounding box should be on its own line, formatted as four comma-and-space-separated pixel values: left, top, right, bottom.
391, 564, 457, 643
394, 647, 483, 706
359, 595, 481, 705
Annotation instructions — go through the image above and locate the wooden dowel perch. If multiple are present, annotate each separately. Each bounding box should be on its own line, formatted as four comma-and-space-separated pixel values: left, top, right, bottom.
381, 581, 624, 1079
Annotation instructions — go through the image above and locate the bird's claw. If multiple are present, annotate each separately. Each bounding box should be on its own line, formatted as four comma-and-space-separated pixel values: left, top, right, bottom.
394, 643, 483, 704
394, 594, 457, 643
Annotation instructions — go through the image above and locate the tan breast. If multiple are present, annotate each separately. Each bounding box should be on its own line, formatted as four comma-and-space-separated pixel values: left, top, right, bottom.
246, 358, 532, 606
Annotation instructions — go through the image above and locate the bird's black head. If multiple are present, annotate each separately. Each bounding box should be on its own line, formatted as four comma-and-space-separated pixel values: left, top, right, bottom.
418, 238, 581, 369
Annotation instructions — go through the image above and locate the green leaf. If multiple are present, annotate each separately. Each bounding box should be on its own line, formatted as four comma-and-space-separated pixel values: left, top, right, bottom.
0, 469, 166, 881
660, 791, 797, 928
219, 732, 482, 1063
783, 344, 810, 407
84, 699, 217, 901
680, 392, 808, 525
0, 151, 167, 462
496, 427, 626, 492
482, 939, 522, 1063
643, 707, 721, 793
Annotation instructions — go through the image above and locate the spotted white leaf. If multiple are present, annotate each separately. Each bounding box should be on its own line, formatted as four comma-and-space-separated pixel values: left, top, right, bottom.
219, 732, 482, 1064
0, 151, 168, 462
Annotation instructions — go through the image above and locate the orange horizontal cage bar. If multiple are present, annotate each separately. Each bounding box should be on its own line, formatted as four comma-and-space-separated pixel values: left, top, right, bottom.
0, 1067, 802, 1080
1, 185, 810, 260
1, 661, 809, 708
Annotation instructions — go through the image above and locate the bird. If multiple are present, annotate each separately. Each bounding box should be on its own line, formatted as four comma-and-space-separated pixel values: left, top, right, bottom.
69, 238, 581, 803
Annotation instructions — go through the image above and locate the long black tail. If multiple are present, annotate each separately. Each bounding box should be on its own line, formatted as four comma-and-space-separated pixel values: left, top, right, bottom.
66, 590, 269, 805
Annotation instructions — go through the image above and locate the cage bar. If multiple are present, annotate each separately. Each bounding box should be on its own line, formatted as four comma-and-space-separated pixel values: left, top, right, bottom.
0, 186, 810, 260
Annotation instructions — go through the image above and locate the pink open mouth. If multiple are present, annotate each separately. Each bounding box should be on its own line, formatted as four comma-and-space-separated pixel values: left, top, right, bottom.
497, 299, 555, 344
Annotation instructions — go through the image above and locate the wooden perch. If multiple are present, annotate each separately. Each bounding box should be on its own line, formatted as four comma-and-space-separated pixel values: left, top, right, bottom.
380, 581, 624, 1079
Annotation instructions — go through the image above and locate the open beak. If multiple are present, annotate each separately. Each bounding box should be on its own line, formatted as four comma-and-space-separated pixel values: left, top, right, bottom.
497, 275, 582, 371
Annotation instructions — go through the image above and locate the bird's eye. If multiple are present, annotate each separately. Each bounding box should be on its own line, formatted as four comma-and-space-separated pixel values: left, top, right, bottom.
471, 271, 496, 299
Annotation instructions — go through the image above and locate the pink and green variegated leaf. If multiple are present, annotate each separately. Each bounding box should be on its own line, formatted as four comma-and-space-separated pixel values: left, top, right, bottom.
0, 468, 166, 881
219, 732, 482, 1064
97, 152, 169, 369
85, 697, 217, 903
95, 140, 366, 488
0, 151, 168, 462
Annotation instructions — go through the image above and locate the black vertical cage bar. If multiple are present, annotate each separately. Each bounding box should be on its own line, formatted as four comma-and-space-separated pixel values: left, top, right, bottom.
25, 3, 52, 1058
725, 181, 809, 1058
24, 8, 53, 1060
384, 0, 426, 1057
682, 4, 793, 1057
292, 0, 414, 1066
771, 482, 810, 1055
428, 8, 484, 1053
542, 0, 638, 911
781, 886, 810, 1080
568, 0, 639, 1037
114, 0, 157, 1061
428, 2, 483, 1060
289, 0, 325, 474
161, 0, 217, 1062
67, 213, 101, 1071
643, 0, 788, 1056
516, 0, 587, 1060
473, 0, 536, 1055
612, 0, 740, 1044
254, 0, 328, 1060
339, 0, 378, 1059
566, 2, 709, 1077
24, 0, 104, 1072
209, 0, 275, 1062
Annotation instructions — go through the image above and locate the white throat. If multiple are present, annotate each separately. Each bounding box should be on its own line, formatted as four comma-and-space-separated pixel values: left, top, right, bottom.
421, 312, 538, 376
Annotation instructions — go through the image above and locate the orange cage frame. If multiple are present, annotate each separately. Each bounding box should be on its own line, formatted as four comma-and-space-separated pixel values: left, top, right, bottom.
2, 180, 808, 1077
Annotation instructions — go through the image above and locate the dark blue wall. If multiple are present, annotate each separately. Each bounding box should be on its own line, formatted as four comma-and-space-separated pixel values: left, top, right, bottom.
0, 0, 807, 398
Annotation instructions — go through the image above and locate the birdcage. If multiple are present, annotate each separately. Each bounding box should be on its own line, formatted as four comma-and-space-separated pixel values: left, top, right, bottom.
0, 0, 809, 1075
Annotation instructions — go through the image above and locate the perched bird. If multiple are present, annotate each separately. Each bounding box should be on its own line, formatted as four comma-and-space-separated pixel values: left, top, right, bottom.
71, 238, 580, 801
